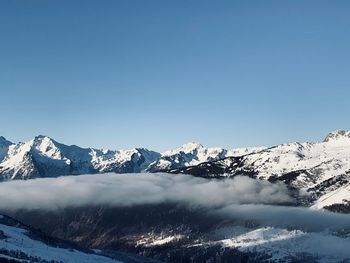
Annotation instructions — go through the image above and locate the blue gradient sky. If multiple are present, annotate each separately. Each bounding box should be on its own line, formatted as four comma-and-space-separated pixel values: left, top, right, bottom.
1, 1, 350, 151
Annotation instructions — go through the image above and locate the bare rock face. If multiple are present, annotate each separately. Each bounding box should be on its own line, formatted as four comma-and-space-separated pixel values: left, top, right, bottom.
0, 136, 12, 162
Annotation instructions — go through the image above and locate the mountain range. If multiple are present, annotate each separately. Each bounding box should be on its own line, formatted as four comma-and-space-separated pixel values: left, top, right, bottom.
1, 130, 350, 262
0, 135, 261, 180
1, 130, 350, 211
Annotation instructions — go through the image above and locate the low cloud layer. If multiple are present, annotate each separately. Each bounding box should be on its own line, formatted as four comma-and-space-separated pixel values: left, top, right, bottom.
0, 173, 292, 210
215, 204, 350, 232
1, 173, 350, 233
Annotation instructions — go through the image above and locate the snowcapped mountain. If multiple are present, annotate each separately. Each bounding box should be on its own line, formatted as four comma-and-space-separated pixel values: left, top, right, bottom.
2, 130, 350, 211
170, 130, 350, 210
0, 213, 122, 263
0, 136, 259, 180
2, 131, 350, 262
147, 142, 225, 172
146, 142, 263, 172
324, 129, 350, 142
0, 135, 160, 180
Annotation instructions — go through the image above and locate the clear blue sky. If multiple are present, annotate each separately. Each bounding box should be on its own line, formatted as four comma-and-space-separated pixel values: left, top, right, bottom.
1, 1, 350, 151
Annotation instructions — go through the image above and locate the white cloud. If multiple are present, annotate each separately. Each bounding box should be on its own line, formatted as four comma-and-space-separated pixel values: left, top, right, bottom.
1, 173, 349, 233
0, 173, 293, 210
215, 204, 350, 232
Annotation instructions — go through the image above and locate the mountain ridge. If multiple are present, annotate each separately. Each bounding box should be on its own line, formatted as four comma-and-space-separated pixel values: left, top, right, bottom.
0, 135, 262, 180
1, 130, 350, 181
2, 130, 350, 211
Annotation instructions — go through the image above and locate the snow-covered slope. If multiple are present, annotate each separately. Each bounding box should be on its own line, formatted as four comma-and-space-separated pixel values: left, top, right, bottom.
0, 136, 261, 180
0, 214, 121, 263
2, 130, 350, 211
210, 227, 350, 263
147, 142, 264, 172
310, 176, 350, 210
0, 135, 160, 180
147, 142, 226, 172
169, 130, 350, 209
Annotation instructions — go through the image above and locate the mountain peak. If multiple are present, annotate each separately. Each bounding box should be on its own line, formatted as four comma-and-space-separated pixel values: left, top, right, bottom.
323, 130, 350, 142
181, 142, 204, 152
31, 135, 57, 146
34, 134, 51, 140
161, 142, 204, 157
0, 136, 12, 147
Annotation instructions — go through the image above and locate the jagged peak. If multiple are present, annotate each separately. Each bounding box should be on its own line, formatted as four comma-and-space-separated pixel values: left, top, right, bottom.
181, 142, 204, 151
134, 147, 161, 156
30, 135, 59, 147
161, 142, 204, 157
323, 130, 350, 142
33, 134, 53, 141
0, 136, 12, 147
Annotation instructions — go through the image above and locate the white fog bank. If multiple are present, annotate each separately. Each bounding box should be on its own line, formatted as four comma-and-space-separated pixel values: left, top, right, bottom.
0, 173, 292, 210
